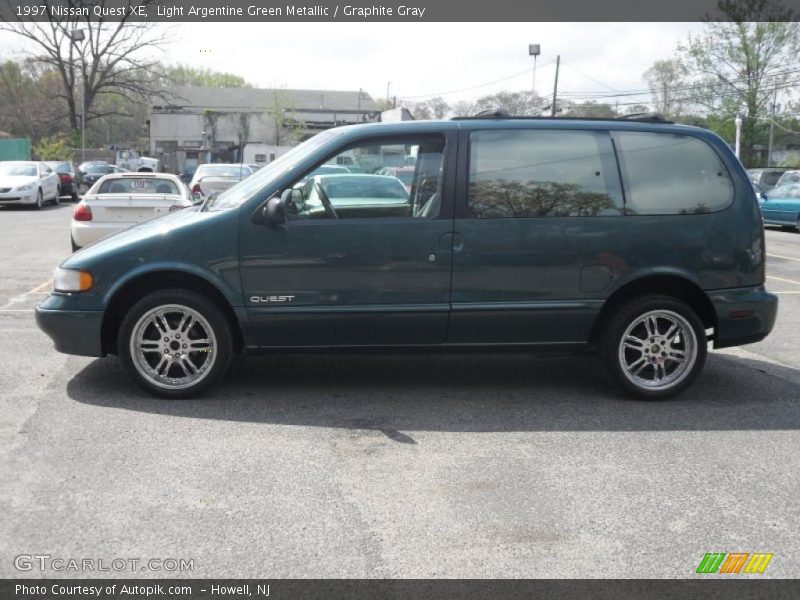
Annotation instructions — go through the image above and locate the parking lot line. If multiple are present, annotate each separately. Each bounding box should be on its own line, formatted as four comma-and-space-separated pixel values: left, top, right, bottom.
767, 253, 800, 263
766, 275, 800, 286
29, 279, 52, 293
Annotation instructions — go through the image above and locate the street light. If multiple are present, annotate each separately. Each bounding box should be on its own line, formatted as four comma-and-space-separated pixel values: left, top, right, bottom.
70, 28, 86, 162
528, 44, 540, 114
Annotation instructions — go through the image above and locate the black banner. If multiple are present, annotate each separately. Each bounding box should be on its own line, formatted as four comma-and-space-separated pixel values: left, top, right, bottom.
1, 0, 798, 23
2, 580, 800, 600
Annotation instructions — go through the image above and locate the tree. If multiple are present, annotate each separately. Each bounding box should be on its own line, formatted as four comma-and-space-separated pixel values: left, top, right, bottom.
33, 135, 73, 160
474, 90, 547, 116
643, 59, 688, 117
561, 101, 617, 118
0, 59, 64, 140
264, 88, 305, 146
677, 0, 800, 166
412, 96, 449, 119
158, 65, 251, 88
0, 0, 169, 136
450, 100, 477, 117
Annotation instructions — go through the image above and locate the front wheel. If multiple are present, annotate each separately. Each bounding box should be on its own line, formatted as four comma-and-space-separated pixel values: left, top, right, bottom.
118, 289, 233, 398
601, 295, 707, 400
34, 189, 43, 210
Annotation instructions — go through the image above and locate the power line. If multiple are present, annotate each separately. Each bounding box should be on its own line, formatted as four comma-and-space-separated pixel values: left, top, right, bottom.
399, 59, 557, 100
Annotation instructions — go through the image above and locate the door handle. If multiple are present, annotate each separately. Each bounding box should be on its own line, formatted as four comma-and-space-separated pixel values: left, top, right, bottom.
437, 232, 464, 252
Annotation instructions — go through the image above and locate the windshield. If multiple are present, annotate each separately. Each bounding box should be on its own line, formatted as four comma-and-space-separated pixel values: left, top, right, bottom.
321, 176, 408, 200
46, 162, 72, 173
0, 163, 36, 177
83, 163, 108, 173
208, 130, 341, 211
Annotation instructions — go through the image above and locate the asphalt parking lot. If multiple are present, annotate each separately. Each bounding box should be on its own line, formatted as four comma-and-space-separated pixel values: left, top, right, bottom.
0, 203, 798, 579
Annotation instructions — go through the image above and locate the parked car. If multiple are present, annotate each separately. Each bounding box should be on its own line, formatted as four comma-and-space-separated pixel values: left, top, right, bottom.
70, 173, 192, 251
758, 183, 800, 231
37, 116, 777, 400
774, 169, 800, 188
376, 166, 415, 191
188, 163, 255, 198
78, 161, 112, 189
44, 161, 80, 201
0, 161, 60, 209
746, 168, 787, 193
179, 164, 197, 184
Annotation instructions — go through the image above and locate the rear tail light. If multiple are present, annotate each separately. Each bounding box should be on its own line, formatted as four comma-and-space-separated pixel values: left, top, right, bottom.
73, 203, 92, 221
59, 173, 72, 184
191, 183, 201, 194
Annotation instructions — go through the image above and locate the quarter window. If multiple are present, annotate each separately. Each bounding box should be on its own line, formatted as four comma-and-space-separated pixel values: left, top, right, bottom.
613, 131, 733, 215
468, 129, 623, 218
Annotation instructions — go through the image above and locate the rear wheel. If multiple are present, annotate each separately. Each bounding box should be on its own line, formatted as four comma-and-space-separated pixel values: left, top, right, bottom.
601, 295, 707, 400
70, 236, 80, 252
118, 289, 233, 399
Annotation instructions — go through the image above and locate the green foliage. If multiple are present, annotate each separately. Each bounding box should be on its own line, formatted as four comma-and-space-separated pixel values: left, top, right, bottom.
32, 135, 72, 161
780, 155, 800, 168
675, 2, 800, 167
161, 65, 252, 88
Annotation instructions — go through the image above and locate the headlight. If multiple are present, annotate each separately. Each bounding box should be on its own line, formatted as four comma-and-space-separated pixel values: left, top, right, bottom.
15, 183, 34, 191
53, 267, 93, 292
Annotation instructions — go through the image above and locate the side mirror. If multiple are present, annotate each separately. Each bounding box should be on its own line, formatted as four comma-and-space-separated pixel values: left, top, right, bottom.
262, 196, 287, 225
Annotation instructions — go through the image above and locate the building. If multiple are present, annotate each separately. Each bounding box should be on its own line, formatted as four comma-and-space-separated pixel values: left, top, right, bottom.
149, 87, 379, 173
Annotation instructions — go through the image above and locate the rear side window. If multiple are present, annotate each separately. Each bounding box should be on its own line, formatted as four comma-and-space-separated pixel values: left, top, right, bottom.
613, 131, 733, 215
468, 129, 623, 218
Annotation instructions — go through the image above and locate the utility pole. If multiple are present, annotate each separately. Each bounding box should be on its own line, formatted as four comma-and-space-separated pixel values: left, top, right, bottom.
356, 88, 362, 123
386, 81, 391, 107
550, 55, 560, 117
767, 90, 778, 167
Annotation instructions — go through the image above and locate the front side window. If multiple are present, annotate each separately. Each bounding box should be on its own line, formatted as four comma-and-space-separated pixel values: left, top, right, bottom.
468, 129, 623, 219
285, 135, 445, 220
613, 131, 734, 215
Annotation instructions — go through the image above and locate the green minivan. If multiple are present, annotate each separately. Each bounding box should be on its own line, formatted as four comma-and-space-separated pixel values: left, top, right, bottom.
36, 115, 778, 400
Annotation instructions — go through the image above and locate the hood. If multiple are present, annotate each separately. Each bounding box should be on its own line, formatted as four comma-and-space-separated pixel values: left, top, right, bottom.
63, 206, 216, 267
0, 175, 38, 188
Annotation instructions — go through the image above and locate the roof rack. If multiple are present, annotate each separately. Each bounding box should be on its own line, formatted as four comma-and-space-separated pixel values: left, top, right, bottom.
615, 112, 672, 123
452, 107, 674, 124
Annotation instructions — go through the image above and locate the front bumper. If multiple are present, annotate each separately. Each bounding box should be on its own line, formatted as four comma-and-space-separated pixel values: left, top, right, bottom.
35, 295, 104, 357
0, 192, 35, 205
709, 285, 778, 349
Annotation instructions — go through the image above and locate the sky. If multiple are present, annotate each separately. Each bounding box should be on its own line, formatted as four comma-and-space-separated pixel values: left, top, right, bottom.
0, 22, 704, 106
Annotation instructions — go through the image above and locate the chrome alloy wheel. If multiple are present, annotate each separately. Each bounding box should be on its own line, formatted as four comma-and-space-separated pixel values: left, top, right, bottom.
618, 309, 698, 391
130, 304, 217, 391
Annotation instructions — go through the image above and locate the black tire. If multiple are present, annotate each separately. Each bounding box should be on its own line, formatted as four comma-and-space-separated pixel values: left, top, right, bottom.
52, 190, 60, 205
118, 289, 233, 399
34, 189, 43, 210
70, 236, 80, 252
600, 295, 707, 400
71, 189, 79, 202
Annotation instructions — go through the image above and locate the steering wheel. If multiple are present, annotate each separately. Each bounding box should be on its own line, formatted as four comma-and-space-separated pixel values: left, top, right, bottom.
314, 181, 338, 219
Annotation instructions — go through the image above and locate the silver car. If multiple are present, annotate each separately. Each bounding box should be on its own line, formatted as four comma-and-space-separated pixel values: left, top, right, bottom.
188, 164, 255, 198
0, 161, 60, 209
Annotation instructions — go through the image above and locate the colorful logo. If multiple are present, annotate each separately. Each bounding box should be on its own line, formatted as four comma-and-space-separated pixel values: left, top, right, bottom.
696, 552, 773, 574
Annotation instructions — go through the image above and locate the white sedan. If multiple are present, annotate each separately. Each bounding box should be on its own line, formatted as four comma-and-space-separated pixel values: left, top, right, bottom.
71, 173, 193, 251
188, 163, 255, 198
0, 161, 60, 209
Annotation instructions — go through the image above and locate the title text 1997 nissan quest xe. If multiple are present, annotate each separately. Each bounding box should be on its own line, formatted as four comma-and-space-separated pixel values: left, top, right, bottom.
36, 113, 778, 400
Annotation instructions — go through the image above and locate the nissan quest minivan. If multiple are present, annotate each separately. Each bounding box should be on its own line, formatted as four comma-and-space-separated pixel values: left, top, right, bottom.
36, 114, 778, 400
